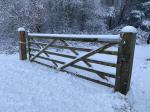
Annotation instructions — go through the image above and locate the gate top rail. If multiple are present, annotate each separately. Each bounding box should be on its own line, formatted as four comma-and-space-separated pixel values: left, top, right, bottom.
28, 33, 121, 43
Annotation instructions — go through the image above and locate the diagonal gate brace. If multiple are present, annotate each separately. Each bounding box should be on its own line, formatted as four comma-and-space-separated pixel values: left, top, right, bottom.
31, 38, 50, 57
59, 39, 91, 67
30, 39, 57, 61
60, 39, 79, 55
59, 43, 115, 70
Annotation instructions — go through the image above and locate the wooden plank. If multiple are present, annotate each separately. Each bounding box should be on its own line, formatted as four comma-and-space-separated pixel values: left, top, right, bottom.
30, 39, 57, 61
44, 50, 76, 59
29, 42, 118, 55
102, 51, 118, 55
72, 65, 116, 79
32, 60, 114, 88
60, 40, 79, 55
52, 61, 58, 67
60, 40, 91, 67
29, 36, 99, 42
83, 60, 92, 67
30, 54, 58, 67
30, 54, 65, 64
31, 38, 58, 67
30, 54, 116, 79
30, 48, 117, 68
28, 34, 120, 43
30, 38, 50, 57
85, 59, 117, 68
59, 43, 115, 70
72, 73, 114, 88
32, 60, 57, 69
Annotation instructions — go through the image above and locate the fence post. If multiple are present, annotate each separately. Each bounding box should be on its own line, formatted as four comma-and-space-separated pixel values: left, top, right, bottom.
18, 27, 27, 60
115, 26, 137, 95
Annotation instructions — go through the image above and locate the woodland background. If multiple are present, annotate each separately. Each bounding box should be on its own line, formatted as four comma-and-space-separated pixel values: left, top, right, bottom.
0, 0, 149, 53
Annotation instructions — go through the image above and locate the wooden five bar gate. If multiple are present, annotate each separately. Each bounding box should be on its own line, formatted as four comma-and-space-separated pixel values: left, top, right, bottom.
18, 26, 137, 95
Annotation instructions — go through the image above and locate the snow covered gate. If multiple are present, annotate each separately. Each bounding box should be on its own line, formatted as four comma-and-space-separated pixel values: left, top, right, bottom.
18, 26, 137, 95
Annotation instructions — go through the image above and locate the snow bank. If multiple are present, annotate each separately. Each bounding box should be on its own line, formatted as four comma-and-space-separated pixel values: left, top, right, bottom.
0, 45, 150, 112
121, 26, 137, 33
0, 54, 131, 112
127, 45, 150, 112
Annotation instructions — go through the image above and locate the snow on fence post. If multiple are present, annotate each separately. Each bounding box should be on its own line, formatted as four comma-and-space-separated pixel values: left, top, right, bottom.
18, 28, 27, 60
115, 26, 137, 95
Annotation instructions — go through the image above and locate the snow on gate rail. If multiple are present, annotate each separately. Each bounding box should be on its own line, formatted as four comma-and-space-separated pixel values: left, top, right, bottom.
27, 33, 121, 43
18, 26, 137, 95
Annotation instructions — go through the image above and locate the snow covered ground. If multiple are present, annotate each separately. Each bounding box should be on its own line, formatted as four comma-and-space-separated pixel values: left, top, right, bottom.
0, 45, 150, 112
128, 45, 150, 112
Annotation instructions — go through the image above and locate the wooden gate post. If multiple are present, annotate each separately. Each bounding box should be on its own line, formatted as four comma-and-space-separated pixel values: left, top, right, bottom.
18, 28, 27, 60
115, 26, 137, 95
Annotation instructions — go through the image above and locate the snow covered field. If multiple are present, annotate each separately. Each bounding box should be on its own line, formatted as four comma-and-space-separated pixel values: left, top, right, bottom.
0, 45, 150, 112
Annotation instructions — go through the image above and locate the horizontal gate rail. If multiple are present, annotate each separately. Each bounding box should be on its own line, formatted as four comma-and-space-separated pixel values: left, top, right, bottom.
32, 60, 115, 88
30, 48, 117, 68
30, 38, 50, 57
29, 42, 118, 55
59, 43, 115, 70
18, 26, 137, 95
30, 39, 57, 61
30, 53, 116, 79
85, 59, 117, 67
28, 33, 121, 43
60, 39, 79, 55
71, 65, 116, 79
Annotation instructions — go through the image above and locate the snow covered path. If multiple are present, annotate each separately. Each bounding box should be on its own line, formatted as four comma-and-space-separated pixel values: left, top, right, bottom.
128, 45, 150, 112
0, 45, 150, 112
